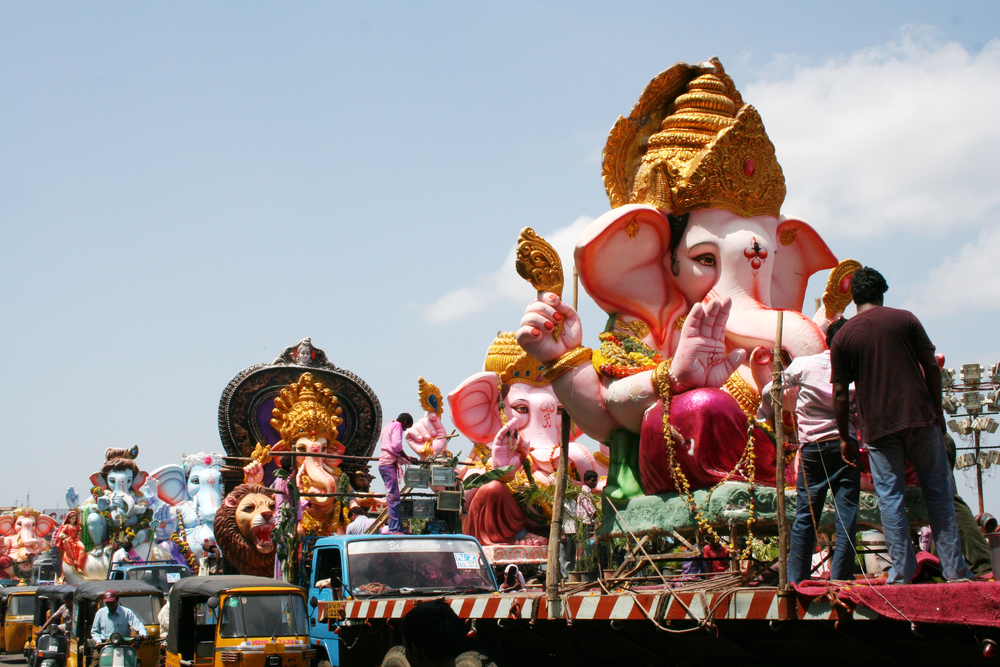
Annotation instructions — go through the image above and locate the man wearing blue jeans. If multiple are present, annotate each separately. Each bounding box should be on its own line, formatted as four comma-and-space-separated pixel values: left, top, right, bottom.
379, 413, 416, 534
831, 267, 973, 584
779, 318, 861, 583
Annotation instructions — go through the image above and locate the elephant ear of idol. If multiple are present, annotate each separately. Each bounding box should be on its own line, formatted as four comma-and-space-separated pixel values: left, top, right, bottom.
447, 371, 504, 444
769, 217, 838, 313
217, 337, 382, 491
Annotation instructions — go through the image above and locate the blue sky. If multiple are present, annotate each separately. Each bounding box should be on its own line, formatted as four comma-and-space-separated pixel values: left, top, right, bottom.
3, 2, 999, 514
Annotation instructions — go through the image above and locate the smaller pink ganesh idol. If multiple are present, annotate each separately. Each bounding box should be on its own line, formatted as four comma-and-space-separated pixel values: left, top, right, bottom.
446, 332, 605, 546
0, 507, 57, 580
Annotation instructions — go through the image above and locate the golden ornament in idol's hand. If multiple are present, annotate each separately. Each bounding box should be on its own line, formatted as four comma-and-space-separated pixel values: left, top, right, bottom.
822, 259, 863, 319
515, 227, 565, 341
515, 227, 564, 297
417, 377, 444, 417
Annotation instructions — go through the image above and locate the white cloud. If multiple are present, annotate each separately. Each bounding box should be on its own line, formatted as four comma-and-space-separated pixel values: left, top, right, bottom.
746, 27, 1000, 240
902, 225, 1000, 316
422, 215, 594, 324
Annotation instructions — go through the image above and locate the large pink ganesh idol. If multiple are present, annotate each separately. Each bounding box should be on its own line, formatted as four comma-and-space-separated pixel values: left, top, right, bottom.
438, 332, 606, 546
518, 59, 838, 505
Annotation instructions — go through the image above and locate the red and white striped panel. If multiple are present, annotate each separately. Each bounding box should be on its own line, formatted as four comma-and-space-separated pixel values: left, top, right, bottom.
339, 595, 547, 621
331, 590, 876, 623
566, 593, 659, 621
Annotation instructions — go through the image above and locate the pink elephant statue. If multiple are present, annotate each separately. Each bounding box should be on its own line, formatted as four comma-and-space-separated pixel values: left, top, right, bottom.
0, 508, 57, 580
518, 59, 837, 505
443, 332, 604, 546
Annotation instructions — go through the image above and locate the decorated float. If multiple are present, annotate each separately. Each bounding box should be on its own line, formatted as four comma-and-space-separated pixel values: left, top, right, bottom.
216, 337, 382, 584
322, 59, 1000, 667
511, 58, 932, 548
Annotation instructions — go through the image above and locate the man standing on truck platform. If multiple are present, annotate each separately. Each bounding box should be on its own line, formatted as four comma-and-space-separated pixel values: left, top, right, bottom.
91, 590, 148, 643
831, 267, 974, 584
379, 413, 417, 534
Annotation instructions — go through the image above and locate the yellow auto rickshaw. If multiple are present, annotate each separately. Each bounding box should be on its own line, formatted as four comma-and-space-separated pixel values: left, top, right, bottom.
66, 580, 163, 667
165, 576, 311, 667
1, 586, 38, 654
26, 584, 76, 662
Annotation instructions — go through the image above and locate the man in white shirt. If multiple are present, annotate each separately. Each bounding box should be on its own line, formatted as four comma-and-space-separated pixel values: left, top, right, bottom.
780, 319, 862, 583
90, 590, 148, 643
346, 507, 375, 535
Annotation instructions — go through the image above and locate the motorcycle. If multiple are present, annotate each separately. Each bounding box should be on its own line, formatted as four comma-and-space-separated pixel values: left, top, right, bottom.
97, 633, 142, 667
35, 625, 69, 667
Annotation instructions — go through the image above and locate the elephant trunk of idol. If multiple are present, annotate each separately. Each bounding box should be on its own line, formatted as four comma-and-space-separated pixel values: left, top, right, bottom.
108, 493, 135, 527
297, 456, 337, 512
722, 291, 827, 362
519, 421, 562, 476
17, 529, 45, 553
195, 475, 223, 525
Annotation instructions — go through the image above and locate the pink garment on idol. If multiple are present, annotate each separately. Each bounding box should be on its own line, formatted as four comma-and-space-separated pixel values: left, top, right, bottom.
639, 388, 789, 494
463, 480, 542, 546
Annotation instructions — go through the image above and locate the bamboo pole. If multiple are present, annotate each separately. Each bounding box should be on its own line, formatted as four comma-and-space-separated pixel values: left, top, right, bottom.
573, 265, 579, 311
545, 408, 571, 617
771, 311, 793, 620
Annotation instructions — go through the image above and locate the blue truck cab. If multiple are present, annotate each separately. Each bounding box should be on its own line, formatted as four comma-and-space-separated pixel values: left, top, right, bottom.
305, 534, 497, 666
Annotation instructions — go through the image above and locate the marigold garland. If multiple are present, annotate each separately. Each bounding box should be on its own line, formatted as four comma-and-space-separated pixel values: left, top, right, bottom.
648, 355, 761, 560
591, 331, 664, 378
593, 328, 763, 558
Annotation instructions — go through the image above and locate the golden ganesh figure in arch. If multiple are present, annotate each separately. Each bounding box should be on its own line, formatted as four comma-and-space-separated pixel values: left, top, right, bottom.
244, 373, 349, 536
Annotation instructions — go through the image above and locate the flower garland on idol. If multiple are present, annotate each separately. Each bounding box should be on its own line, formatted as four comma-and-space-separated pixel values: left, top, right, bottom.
596, 327, 764, 560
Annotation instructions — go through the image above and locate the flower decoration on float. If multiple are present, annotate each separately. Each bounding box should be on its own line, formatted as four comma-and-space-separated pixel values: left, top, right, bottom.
822, 259, 863, 320
249, 443, 273, 466
650, 357, 761, 558
418, 377, 445, 418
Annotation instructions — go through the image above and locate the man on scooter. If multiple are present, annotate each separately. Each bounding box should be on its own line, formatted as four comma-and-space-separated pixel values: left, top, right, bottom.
90, 591, 148, 643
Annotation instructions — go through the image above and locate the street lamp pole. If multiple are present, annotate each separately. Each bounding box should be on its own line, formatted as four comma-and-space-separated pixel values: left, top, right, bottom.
975, 428, 984, 515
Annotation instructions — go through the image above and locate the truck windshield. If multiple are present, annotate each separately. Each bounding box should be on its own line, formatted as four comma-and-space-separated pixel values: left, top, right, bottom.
347, 538, 494, 597
8, 595, 35, 616
218, 594, 309, 639
122, 567, 192, 592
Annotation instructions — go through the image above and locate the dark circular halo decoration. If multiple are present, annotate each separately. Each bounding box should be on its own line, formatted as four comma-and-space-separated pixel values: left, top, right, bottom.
218, 337, 382, 475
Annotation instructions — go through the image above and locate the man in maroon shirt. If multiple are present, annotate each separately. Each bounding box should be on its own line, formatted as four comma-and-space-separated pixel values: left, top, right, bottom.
831, 267, 972, 584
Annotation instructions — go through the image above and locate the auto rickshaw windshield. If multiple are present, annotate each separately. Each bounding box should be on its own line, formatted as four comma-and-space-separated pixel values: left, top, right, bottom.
7, 595, 35, 616
106, 595, 161, 625
218, 594, 308, 639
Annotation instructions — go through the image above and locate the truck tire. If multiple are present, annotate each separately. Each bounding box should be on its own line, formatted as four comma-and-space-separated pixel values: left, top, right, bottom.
381, 646, 410, 667
455, 651, 497, 667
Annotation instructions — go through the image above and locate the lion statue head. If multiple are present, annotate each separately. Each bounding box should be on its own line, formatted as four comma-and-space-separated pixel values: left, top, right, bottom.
214, 484, 276, 577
